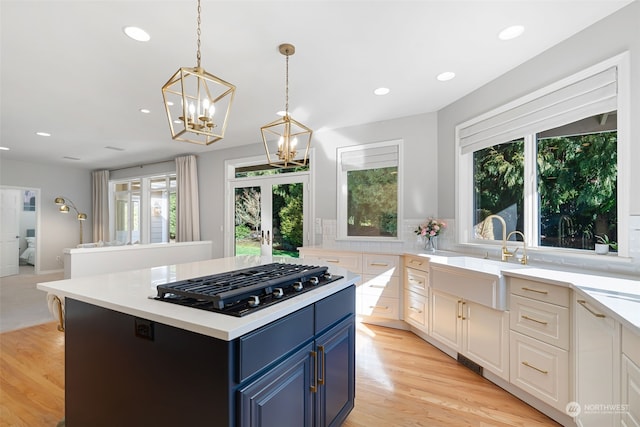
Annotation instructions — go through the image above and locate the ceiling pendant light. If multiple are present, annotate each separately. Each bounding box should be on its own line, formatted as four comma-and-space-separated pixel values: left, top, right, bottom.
162, 0, 235, 145
261, 43, 312, 168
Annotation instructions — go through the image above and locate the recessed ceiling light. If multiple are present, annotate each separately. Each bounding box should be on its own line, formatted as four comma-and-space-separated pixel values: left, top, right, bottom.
374, 87, 390, 96
140, 108, 151, 114
276, 110, 287, 117
436, 72, 456, 82
123, 26, 150, 42
0, 146, 10, 151
498, 25, 525, 41
36, 131, 51, 137
166, 101, 174, 106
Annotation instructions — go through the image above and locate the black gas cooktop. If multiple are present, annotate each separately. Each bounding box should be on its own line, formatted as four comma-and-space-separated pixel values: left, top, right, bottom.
154, 262, 343, 317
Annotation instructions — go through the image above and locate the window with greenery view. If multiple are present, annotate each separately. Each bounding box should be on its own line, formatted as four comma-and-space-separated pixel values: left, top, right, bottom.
338, 141, 401, 239
471, 114, 617, 252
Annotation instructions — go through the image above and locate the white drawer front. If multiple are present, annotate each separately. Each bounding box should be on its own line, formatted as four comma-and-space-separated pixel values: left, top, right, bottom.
404, 290, 428, 330
510, 294, 569, 350
301, 251, 362, 273
363, 254, 400, 276
510, 331, 569, 411
509, 277, 570, 307
359, 294, 399, 320
361, 275, 400, 299
404, 254, 429, 273
405, 267, 429, 296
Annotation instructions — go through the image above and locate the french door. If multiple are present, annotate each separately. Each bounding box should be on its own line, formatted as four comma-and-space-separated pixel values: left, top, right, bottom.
230, 174, 309, 258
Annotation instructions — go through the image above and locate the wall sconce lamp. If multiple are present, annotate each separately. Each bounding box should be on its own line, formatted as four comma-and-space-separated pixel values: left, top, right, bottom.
54, 197, 87, 244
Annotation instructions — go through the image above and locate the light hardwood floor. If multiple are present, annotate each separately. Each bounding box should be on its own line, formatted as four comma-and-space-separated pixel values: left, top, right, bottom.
0, 321, 560, 427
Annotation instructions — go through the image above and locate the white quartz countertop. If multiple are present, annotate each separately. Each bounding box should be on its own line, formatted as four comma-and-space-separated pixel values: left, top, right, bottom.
37, 256, 359, 341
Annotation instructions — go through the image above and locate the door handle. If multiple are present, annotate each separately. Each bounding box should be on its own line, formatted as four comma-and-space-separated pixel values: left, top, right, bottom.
266, 230, 271, 245
261, 230, 264, 244
318, 345, 325, 385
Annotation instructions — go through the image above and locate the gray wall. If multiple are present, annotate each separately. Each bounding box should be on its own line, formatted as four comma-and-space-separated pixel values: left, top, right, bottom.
437, 1, 640, 218
0, 158, 92, 272
196, 112, 438, 258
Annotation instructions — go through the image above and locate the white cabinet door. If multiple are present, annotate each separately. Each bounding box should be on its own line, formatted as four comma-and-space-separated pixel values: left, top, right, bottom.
622, 354, 640, 427
574, 296, 620, 427
464, 302, 509, 381
430, 290, 462, 352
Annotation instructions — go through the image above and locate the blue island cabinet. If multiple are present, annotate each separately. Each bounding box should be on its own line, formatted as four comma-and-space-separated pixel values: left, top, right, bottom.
64, 285, 355, 427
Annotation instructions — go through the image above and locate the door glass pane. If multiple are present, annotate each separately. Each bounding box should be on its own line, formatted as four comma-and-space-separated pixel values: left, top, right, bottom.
272, 183, 303, 258
234, 186, 261, 256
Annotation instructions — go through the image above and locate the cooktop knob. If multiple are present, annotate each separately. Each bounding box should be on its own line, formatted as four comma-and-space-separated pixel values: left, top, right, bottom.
293, 281, 304, 292
310, 277, 319, 285
248, 295, 260, 307
324, 272, 332, 279
273, 288, 284, 298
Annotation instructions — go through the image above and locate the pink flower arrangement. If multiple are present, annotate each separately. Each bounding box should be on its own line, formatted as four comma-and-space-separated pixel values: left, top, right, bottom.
415, 218, 447, 238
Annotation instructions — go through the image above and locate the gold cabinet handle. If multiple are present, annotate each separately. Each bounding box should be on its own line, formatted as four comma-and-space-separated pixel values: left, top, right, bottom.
318, 345, 325, 386
577, 299, 606, 318
521, 315, 548, 325
325, 259, 340, 263
370, 262, 389, 267
410, 259, 424, 266
408, 277, 424, 285
310, 350, 318, 392
521, 287, 549, 295
369, 305, 389, 310
522, 361, 548, 374
457, 300, 466, 319
368, 283, 387, 289
409, 306, 423, 314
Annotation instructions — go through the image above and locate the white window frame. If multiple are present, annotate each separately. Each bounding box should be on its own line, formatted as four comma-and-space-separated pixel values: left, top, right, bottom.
455, 52, 630, 257
109, 173, 176, 244
336, 139, 404, 241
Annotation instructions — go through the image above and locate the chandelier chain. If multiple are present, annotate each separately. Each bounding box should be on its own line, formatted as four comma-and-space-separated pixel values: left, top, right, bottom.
196, 0, 202, 68
285, 51, 289, 116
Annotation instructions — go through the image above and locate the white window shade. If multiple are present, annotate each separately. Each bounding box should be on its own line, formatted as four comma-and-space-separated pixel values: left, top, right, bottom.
340, 144, 399, 171
459, 67, 617, 154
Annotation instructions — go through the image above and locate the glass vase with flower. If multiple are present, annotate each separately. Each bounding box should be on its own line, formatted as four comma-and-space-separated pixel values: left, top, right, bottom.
415, 218, 447, 252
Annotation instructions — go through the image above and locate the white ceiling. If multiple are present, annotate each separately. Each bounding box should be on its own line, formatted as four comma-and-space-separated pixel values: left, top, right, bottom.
0, 0, 633, 170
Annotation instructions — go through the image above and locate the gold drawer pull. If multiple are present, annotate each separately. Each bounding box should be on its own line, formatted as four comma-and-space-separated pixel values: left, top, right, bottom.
410, 259, 424, 266
521, 287, 549, 295
522, 361, 548, 374
368, 284, 387, 289
521, 315, 548, 325
409, 278, 424, 284
409, 306, 423, 313
325, 259, 340, 263
369, 305, 389, 310
370, 262, 389, 266
577, 300, 606, 318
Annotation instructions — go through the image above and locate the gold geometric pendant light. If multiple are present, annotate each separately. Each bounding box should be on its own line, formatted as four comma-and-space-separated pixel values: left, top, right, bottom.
261, 43, 312, 168
162, 0, 235, 145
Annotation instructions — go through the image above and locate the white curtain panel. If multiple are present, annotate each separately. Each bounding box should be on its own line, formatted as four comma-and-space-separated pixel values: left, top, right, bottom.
175, 154, 201, 242
91, 169, 110, 242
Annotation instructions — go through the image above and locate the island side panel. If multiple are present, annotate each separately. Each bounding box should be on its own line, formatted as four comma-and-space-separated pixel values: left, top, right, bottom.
65, 299, 235, 427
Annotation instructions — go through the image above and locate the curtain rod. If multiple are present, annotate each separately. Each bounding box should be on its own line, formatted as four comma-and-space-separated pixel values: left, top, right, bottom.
107, 155, 198, 173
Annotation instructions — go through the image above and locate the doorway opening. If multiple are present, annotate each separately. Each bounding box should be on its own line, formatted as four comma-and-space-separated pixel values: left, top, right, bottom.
226, 156, 313, 258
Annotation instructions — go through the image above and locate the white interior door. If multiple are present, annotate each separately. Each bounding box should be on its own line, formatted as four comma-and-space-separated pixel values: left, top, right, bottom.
0, 189, 21, 277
